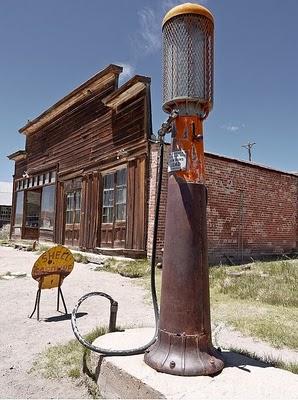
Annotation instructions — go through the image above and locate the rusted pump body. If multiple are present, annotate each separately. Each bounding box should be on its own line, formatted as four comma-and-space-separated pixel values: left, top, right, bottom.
144, 3, 224, 376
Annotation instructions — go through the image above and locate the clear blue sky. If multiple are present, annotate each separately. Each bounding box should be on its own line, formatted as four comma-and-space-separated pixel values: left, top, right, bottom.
0, 0, 297, 181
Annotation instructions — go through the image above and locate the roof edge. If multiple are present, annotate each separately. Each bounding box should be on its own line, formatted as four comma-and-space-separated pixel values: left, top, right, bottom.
7, 150, 27, 161
102, 75, 151, 106
19, 64, 123, 135
150, 143, 297, 178
205, 151, 298, 178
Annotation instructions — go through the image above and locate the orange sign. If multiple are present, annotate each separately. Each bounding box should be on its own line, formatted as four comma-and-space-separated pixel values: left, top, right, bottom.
32, 245, 74, 289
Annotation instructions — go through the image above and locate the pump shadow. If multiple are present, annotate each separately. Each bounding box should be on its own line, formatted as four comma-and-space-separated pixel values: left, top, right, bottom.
43, 312, 87, 322
221, 350, 270, 373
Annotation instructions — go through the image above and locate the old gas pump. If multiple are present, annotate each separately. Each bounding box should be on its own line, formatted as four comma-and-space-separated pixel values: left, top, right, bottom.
71, 1, 224, 379
144, 3, 224, 376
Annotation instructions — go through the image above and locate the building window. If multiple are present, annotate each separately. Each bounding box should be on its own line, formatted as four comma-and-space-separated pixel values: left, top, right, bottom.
102, 174, 114, 223
66, 190, 81, 225
115, 169, 127, 221
0, 206, 11, 221
25, 190, 41, 228
102, 168, 127, 223
49, 171, 56, 183
15, 191, 24, 226
16, 170, 57, 192
40, 185, 55, 230
44, 172, 50, 185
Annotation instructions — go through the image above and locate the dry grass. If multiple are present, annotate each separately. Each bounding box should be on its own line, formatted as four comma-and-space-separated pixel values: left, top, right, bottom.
99, 258, 150, 278
210, 260, 298, 307
72, 252, 89, 264
0, 224, 10, 242
31, 326, 108, 398
142, 259, 298, 351
210, 260, 298, 349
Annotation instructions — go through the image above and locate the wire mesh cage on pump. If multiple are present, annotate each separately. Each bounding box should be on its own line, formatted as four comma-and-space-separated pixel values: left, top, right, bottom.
162, 3, 214, 115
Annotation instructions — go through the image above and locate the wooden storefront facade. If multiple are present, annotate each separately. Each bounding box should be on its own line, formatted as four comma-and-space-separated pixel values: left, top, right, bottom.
8, 64, 151, 257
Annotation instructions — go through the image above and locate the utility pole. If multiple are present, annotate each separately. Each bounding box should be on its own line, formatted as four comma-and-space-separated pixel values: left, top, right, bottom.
242, 142, 256, 162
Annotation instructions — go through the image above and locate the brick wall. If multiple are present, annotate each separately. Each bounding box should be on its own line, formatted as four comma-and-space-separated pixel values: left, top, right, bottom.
147, 143, 169, 260
147, 145, 298, 264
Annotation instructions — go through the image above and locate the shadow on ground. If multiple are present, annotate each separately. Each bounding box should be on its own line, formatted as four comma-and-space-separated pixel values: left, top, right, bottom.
43, 312, 87, 322
223, 350, 269, 373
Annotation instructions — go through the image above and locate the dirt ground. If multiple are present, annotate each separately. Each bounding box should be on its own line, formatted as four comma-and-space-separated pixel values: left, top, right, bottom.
1, 246, 297, 399
0, 246, 154, 399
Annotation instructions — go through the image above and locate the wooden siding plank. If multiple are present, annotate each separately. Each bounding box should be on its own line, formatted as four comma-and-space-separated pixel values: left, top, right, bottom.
126, 160, 136, 249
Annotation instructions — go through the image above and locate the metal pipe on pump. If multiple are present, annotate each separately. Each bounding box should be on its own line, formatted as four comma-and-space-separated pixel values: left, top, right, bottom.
144, 3, 224, 376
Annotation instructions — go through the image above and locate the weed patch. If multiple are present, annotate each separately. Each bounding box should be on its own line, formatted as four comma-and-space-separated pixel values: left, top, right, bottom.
210, 261, 298, 307
31, 326, 108, 398
142, 259, 298, 351
0, 224, 10, 241
72, 252, 89, 264
210, 259, 298, 349
36, 244, 51, 254
99, 258, 150, 278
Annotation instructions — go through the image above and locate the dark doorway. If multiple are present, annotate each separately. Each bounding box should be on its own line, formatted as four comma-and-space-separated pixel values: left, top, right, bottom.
23, 189, 41, 240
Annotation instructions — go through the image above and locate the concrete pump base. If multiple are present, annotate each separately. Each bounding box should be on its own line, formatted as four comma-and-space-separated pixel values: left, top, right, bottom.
91, 328, 298, 399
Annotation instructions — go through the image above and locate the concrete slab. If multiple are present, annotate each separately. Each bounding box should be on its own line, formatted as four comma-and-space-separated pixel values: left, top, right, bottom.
91, 328, 298, 400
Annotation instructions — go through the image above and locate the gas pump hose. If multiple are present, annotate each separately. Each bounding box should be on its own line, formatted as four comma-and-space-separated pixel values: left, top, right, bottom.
71, 137, 165, 356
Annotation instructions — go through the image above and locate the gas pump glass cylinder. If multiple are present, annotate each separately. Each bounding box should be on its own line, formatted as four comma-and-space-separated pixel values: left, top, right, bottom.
144, 3, 224, 376
163, 2, 214, 183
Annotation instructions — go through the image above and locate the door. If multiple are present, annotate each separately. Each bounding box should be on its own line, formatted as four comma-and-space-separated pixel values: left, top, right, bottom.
64, 189, 81, 247
101, 168, 127, 248
23, 189, 42, 240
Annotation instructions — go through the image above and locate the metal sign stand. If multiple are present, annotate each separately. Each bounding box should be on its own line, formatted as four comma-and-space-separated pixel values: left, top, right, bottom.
29, 274, 68, 321
29, 284, 42, 321
56, 275, 68, 314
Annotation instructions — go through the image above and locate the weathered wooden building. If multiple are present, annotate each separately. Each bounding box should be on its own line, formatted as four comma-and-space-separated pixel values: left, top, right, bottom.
8, 64, 298, 263
8, 65, 151, 257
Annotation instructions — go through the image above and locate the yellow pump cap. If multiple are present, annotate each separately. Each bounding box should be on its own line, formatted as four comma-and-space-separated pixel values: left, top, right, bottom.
162, 2, 214, 27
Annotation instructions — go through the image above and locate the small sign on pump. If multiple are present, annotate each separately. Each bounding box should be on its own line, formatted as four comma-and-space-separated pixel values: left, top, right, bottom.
168, 150, 187, 172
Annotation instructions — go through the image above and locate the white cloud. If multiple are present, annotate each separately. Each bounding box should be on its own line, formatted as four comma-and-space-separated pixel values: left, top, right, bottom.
221, 123, 245, 133
136, 7, 161, 55
115, 62, 136, 84
227, 125, 240, 132
133, 0, 209, 57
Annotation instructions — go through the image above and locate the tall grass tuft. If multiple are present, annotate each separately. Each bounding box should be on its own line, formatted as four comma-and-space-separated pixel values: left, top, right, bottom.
210, 261, 298, 307
100, 258, 150, 278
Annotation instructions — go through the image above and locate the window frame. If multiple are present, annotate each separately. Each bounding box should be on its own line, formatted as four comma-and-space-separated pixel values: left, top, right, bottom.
40, 184, 56, 231
14, 190, 25, 227
102, 167, 127, 224
65, 189, 81, 226
24, 189, 42, 228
